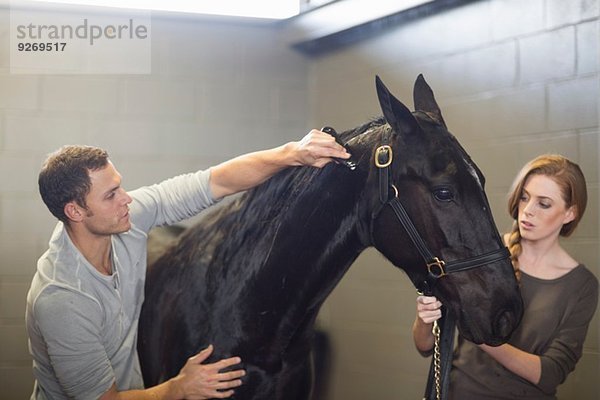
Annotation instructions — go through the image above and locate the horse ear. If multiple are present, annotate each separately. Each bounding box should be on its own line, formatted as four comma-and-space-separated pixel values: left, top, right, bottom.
375, 75, 419, 136
413, 74, 447, 128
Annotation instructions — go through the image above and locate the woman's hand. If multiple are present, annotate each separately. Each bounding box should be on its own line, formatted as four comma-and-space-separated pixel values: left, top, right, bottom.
416, 295, 442, 324
413, 295, 443, 354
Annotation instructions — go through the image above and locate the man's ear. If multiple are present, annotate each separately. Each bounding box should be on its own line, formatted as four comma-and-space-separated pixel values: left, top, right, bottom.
64, 201, 85, 223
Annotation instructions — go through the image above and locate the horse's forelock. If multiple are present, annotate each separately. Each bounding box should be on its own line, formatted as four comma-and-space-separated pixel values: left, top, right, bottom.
448, 135, 486, 189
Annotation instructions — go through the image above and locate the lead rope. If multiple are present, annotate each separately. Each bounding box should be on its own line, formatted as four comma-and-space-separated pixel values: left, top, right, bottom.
432, 320, 442, 400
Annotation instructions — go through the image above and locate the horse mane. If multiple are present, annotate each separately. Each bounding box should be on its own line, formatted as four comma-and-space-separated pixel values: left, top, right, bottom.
162, 117, 387, 270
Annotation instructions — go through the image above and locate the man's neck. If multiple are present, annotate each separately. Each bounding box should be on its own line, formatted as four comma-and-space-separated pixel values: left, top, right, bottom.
65, 224, 113, 275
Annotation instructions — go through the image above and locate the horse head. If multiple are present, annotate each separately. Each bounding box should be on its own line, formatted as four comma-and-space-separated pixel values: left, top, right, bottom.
345, 75, 523, 345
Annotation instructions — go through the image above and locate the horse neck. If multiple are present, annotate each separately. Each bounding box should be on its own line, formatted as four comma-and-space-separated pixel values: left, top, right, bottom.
246, 165, 370, 314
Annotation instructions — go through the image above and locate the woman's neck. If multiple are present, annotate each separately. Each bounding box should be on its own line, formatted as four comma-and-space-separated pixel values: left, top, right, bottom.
518, 238, 577, 279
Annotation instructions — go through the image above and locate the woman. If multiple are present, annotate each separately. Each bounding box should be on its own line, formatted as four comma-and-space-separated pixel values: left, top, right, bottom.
413, 154, 598, 399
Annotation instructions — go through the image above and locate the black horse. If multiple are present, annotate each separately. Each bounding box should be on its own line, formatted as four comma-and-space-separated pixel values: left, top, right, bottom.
138, 75, 523, 400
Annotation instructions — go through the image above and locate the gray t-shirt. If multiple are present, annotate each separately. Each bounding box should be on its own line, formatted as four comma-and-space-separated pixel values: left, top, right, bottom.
26, 170, 216, 400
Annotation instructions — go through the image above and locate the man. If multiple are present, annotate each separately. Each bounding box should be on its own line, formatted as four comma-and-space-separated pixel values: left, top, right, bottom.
26, 130, 350, 400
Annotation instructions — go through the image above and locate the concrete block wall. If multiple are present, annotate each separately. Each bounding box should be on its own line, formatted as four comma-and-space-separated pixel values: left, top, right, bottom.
309, 0, 599, 399
0, 7, 310, 397
1, 0, 599, 399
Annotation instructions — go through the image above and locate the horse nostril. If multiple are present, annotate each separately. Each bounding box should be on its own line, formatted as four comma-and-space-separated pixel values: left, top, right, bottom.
494, 310, 516, 339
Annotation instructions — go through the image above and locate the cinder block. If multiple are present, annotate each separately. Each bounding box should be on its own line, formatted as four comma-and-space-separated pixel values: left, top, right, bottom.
4, 115, 86, 153
121, 79, 195, 119
0, 9, 9, 70
556, 351, 600, 399
0, 75, 39, 110
491, 0, 545, 41
520, 27, 576, 84
562, 240, 600, 282
546, 0, 600, 28
431, 42, 517, 98
444, 86, 546, 142
548, 76, 599, 131
312, 75, 383, 129
517, 132, 580, 164
435, 0, 493, 54
0, 195, 55, 235
577, 20, 600, 75
345, 248, 409, 285
330, 367, 428, 400
0, 282, 30, 319
0, 325, 30, 362
0, 155, 38, 192
572, 186, 598, 238
202, 81, 272, 122
272, 84, 309, 124
41, 76, 119, 114
86, 118, 163, 157
578, 129, 599, 184
469, 141, 522, 190
0, 366, 34, 400
109, 156, 205, 190
0, 232, 42, 276
327, 279, 404, 326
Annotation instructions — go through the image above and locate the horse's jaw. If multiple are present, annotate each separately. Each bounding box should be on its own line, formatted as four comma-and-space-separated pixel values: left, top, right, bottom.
438, 270, 523, 346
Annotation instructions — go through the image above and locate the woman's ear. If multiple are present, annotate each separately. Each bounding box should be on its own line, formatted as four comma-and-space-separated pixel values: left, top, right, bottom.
64, 201, 84, 223
563, 206, 577, 225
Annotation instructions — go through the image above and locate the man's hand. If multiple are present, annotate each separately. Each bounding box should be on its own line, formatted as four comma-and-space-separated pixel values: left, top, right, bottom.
209, 129, 352, 199
171, 345, 245, 399
289, 129, 351, 168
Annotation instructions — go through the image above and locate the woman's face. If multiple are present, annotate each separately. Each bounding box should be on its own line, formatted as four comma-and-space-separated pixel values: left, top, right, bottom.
518, 174, 575, 243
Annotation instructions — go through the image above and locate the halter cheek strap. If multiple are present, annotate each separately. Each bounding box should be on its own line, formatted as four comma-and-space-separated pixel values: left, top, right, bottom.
371, 136, 511, 400
376, 145, 392, 203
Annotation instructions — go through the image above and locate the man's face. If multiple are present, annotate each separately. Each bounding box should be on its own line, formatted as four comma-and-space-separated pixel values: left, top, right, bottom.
80, 161, 133, 236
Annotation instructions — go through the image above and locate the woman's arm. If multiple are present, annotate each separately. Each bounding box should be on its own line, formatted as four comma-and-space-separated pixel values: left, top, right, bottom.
478, 343, 541, 384
412, 295, 442, 354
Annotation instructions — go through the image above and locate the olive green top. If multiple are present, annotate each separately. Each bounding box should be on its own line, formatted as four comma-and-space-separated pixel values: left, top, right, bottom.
449, 264, 598, 399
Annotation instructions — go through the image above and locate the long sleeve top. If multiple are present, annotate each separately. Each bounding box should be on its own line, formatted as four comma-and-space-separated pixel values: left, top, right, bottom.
449, 264, 598, 399
26, 170, 217, 400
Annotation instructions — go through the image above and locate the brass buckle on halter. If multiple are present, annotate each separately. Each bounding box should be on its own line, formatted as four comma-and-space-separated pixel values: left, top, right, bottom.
375, 145, 393, 168
427, 257, 447, 278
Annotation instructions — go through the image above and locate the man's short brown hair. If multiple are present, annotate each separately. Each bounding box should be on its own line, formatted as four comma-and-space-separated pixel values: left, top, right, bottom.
38, 145, 109, 223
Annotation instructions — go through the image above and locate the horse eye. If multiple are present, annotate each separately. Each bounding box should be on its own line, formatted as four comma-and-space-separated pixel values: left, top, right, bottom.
433, 188, 454, 202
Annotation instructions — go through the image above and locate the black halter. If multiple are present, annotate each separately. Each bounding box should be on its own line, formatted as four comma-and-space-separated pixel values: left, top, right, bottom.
371, 133, 511, 400
322, 125, 511, 287
372, 133, 510, 295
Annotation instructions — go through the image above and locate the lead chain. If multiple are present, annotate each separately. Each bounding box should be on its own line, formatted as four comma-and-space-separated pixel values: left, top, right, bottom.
432, 320, 441, 400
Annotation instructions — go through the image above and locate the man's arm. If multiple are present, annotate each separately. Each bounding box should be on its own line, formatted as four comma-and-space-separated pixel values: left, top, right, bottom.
209, 129, 350, 199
